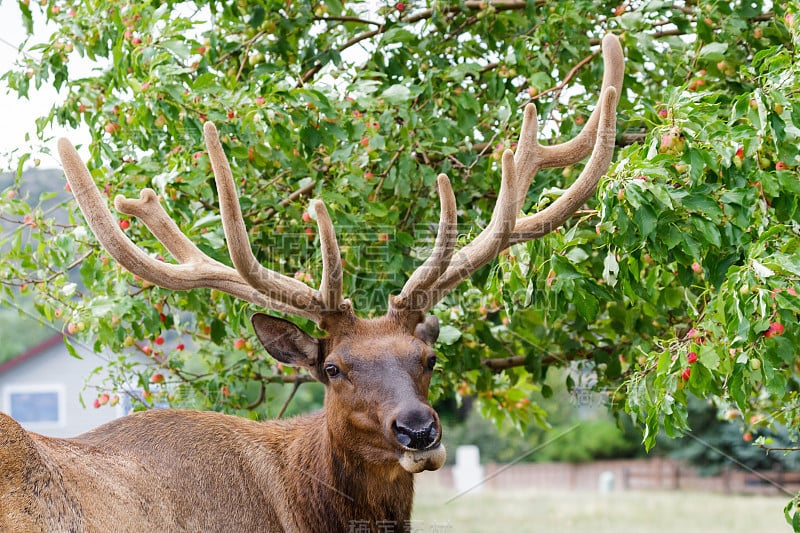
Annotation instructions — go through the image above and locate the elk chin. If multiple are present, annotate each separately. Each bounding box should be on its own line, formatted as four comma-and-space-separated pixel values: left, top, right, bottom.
398, 442, 446, 473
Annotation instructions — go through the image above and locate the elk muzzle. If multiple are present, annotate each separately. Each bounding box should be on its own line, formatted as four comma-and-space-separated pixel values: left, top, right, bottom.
392, 420, 438, 450
389, 407, 446, 473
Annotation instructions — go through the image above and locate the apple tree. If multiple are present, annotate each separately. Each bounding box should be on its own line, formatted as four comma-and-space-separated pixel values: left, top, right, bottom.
1, 0, 800, 524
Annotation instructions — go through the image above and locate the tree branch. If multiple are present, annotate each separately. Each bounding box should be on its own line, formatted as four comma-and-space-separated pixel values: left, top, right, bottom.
246, 381, 266, 410
260, 181, 316, 219
277, 379, 303, 418
521, 49, 600, 106
758, 444, 800, 455
313, 15, 382, 26
247, 374, 314, 410
298, 1, 544, 85
482, 344, 626, 371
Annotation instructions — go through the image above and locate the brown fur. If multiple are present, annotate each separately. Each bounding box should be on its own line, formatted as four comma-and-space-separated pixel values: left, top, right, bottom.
0, 316, 436, 532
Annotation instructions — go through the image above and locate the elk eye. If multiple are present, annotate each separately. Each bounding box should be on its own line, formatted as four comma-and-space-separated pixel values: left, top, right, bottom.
426, 356, 437, 371
324, 363, 340, 378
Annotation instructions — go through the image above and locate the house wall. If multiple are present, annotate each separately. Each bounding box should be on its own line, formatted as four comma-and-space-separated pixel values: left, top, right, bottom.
0, 336, 123, 438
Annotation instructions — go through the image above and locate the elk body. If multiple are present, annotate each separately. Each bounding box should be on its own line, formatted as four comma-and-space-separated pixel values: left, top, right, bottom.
0, 35, 623, 532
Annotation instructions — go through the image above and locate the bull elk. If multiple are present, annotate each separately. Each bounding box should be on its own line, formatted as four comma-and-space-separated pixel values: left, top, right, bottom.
0, 35, 623, 532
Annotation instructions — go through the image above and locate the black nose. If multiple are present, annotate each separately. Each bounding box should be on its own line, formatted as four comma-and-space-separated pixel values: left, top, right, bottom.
392, 420, 438, 450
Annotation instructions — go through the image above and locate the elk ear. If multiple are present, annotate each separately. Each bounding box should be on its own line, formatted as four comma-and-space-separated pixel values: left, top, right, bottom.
414, 315, 439, 345
251, 313, 319, 369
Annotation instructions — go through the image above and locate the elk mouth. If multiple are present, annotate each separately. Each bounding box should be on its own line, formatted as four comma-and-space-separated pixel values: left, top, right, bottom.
398, 442, 446, 473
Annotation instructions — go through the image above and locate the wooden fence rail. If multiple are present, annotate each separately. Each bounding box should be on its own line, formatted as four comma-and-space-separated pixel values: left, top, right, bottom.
419, 458, 800, 495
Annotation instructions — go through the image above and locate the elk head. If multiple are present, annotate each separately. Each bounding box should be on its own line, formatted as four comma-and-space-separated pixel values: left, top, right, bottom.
57, 34, 623, 475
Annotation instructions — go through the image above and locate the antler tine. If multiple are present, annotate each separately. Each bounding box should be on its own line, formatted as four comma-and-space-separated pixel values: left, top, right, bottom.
445, 149, 519, 275
400, 150, 519, 316
510, 85, 618, 245
57, 138, 319, 320
512, 35, 623, 212
534, 34, 623, 170
403, 34, 624, 317
204, 122, 327, 316
390, 174, 458, 314
114, 189, 212, 265
313, 200, 349, 313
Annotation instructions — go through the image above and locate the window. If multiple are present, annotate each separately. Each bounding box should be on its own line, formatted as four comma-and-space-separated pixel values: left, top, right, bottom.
2, 385, 66, 427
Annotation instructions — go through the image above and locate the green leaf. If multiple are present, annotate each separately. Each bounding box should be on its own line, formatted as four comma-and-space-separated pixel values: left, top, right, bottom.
438, 325, 462, 345
698, 42, 728, 62
572, 291, 599, 321
381, 84, 411, 104
634, 204, 658, 237
159, 39, 191, 60
63, 336, 83, 360
697, 345, 719, 370
248, 5, 265, 28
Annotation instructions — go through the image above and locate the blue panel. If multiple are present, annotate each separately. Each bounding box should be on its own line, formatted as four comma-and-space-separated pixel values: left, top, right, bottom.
10, 392, 59, 423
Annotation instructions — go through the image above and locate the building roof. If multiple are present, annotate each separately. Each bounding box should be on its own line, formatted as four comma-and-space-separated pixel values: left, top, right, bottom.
0, 334, 64, 374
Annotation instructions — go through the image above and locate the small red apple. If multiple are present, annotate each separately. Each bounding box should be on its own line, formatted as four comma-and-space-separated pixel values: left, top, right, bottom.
776, 161, 788, 170
302, 211, 312, 223
687, 352, 698, 364
743, 432, 753, 442
98, 393, 110, 406
234, 338, 247, 350
175, 343, 185, 351
764, 322, 785, 338
681, 367, 691, 381
93, 398, 102, 409
155, 336, 165, 345
150, 373, 165, 384
691, 261, 702, 274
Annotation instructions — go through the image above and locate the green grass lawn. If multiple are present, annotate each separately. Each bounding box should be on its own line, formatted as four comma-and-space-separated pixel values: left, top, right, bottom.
412, 485, 791, 532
